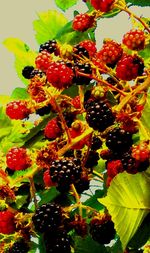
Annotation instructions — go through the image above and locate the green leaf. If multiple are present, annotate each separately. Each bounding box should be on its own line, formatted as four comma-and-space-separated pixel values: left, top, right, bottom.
74, 235, 108, 253
0, 95, 10, 106
15, 195, 28, 209
3, 38, 37, 85
55, 0, 78, 11
11, 87, 30, 100
33, 10, 68, 44
125, 0, 150, 6
14, 51, 37, 86
3, 38, 30, 54
38, 187, 60, 206
99, 172, 150, 250
140, 91, 150, 141
139, 43, 150, 68
128, 213, 150, 249
84, 189, 105, 211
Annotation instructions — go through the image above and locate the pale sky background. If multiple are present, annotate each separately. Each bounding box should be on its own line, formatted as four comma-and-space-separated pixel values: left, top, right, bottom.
0, 0, 149, 95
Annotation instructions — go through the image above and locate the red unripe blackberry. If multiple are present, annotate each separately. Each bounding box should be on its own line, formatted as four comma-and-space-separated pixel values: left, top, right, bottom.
72, 96, 81, 109
6, 100, 30, 120
6, 147, 31, 171
106, 128, 133, 153
22, 66, 34, 79
122, 29, 145, 50
90, 0, 115, 12
50, 158, 82, 192
86, 100, 115, 132
90, 215, 116, 244
43, 169, 55, 187
46, 62, 74, 89
0, 210, 15, 234
132, 142, 150, 162
79, 40, 97, 57
35, 50, 52, 71
8, 239, 29, 253
69, 127, 88, 150
72, 13, 95, 32
96, 40, 123, 67
39, 39, 59, 55
74, 62, 92, 85
91, 136, 102, 150
106, 160, 123, 179
116, 54, 144, 81
32, 203, 63, 233
44, 230, 71, 253
44, 118, 62, 140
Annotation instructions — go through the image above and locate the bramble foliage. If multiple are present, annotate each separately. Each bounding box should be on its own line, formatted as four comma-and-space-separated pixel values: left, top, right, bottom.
0, 0, 150, 252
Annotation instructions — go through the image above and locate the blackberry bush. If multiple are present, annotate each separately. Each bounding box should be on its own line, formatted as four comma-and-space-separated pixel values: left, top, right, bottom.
1, 1, 150, 253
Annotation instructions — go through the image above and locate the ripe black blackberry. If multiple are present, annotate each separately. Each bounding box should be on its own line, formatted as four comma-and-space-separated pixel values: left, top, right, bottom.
75, 175, 90, 194
91, 136, 102, 150
106, 128, 133, 153
90, 217, 116, 244
84, 150, 99, 168
73, 44, 89, 59
50, 158, 82, 193
39, 39, 59, 55
74, 62, 92, 85
83, 89, 93, 109
44, 230, 72, 253
36, 104, 51, 116
32, 203, 63, 233
8, 239, 29, 253
22, 66, 34, 79
86, 100, 115, 132
63, 111, 76, 127
30, 69, 44, 78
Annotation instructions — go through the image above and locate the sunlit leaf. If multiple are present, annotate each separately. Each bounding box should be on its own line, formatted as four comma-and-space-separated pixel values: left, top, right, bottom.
11, 87, 30, 100
55, 0, 78, 11
140, 91, 150, 141
33, 10, 68, 44
99, 172, 150, 250
125, 0, 150, 6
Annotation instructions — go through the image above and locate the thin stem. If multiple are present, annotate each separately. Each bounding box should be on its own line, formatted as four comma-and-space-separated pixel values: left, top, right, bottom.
118, 6, 150, 33
93, 170, 104, 181
71, 184, 82, 217
52, 97, 72, 144
29, 177, 38, 210
77, 71, 127, 96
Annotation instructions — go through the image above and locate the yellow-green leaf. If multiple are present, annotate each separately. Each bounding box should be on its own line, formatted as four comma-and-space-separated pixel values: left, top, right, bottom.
55, 0, 78, 11
98, 172, 150, 250
3, 38, 30, 54
33, 10, 68, 44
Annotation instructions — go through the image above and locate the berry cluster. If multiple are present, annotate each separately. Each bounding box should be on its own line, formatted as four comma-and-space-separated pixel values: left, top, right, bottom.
1, 1, 150, 252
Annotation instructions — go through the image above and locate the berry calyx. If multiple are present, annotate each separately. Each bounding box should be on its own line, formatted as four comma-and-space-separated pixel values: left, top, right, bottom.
32, 203, 63, 233
106, 160, 123, 185
44, 118, 62, 140
0, 210, 15, 234
6, 147, 31, 171
46, 62, 74, 89
6, 100, 30, 120
35, 50, 52, 71
90, 0, 115, 12
72, 13, 95, 32
116, 54, 144, 81
122, 29, 145, 50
